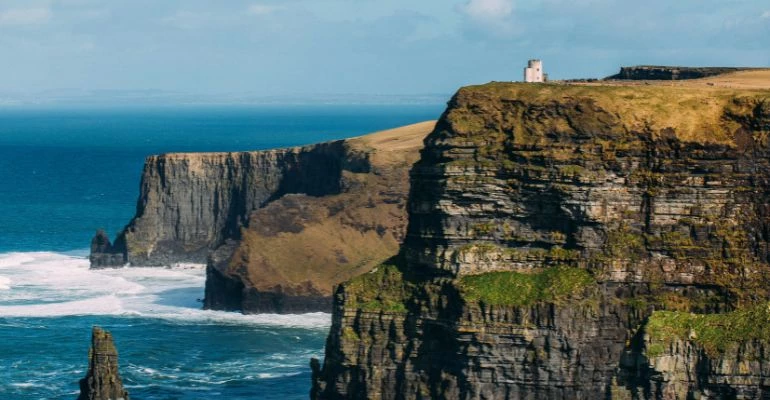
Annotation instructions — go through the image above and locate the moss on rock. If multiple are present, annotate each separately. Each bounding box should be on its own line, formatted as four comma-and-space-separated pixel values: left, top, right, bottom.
646, 303, 770, 356
458, 266, 595, 306
344, 263, 413, 313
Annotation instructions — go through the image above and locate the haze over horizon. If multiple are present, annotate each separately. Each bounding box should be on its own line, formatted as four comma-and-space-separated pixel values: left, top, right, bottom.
1, 0, 769, 104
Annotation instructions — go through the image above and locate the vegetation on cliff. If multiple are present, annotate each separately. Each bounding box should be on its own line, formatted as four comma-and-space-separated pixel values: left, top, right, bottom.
447, 81, 769, 147
206, 122, 434, 313
646, 303, 770, 356
344, 262, 413, 313
314, 71, 770, 399
458, 266, 594, 306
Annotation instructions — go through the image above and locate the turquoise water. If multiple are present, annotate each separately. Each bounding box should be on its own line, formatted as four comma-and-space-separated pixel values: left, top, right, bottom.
0, 105, 443, 398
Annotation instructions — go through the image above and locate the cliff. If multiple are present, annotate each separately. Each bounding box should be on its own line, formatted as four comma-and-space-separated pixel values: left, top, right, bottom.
311, 79, 770, 398
606, 66, 764, 81
78, 327, 129, 400
91, 121, 434, 313
91, 139, 371, 267
204, 122, 433, 313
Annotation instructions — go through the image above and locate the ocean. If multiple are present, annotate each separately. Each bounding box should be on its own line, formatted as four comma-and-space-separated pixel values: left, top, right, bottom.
0, 104, 444, 399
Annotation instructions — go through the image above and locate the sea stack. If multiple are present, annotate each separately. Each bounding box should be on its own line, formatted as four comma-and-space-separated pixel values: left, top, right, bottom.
78, 327, 129, 400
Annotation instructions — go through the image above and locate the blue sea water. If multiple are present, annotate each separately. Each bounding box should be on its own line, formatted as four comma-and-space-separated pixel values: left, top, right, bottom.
0, 104, 444, 399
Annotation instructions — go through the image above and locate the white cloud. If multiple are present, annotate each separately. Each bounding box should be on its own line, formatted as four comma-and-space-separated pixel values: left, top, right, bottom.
0, 7, 52, 26
462, 0, 514, 21
248, 4, 281, 16
761, 10, 770, 19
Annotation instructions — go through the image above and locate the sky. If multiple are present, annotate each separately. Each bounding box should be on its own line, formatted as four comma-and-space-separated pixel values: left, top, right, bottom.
0, 0, 768, 102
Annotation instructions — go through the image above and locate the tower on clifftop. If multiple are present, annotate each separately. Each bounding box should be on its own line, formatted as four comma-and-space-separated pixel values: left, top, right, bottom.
524, 59, 544, 83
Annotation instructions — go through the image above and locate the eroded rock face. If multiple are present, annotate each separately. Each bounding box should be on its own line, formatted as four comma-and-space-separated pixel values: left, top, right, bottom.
90, 121, 434, 313
91, 141, 364, 267
312, 83, 770, 399
89, 229, 125, 268
203, 123, 433, 313
606, 66, 759, 80
634, 334, 770, 399
78, 327, 129, 400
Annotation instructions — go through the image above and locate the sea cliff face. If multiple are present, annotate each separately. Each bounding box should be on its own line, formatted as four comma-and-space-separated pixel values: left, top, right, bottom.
91, 141, 366, 267
91, 121, 434, 313
204, 123, 432, 313
311, 83, 770, 399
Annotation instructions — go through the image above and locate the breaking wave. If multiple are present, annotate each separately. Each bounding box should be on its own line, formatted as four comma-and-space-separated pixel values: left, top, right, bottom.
0, 252, 331, 329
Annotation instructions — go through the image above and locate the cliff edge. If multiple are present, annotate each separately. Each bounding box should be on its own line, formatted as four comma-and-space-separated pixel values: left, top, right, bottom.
605, 65, 765, 81
205, 122, 433, 313
91, 121, 434, 313
311, 78, 770, 398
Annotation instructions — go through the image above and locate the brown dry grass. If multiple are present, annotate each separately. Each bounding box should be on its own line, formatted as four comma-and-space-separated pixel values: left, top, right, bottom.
224, 121, 435, 296
348, 120, 435, 166
461, 78, 769, 145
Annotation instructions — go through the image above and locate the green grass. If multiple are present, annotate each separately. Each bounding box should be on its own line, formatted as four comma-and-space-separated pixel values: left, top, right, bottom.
344, 263, 411, 313
646, 303, 770, 356
458, 266, 595, 306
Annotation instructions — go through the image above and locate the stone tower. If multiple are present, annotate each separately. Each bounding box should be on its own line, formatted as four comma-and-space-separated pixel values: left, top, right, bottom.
524, 59, 544, 82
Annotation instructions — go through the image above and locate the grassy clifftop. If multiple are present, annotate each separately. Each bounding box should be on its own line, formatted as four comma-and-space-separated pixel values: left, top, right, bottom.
214, 121, 435, 307
446, 80, 769, 146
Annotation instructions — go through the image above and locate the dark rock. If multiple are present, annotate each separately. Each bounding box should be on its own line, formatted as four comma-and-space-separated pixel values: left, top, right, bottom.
197, 124, 431, 314
77, 327, 129, 400
88, 230, 125, 268
93, 122, 433, 314
91, 141, 365, 268
311, 83, 770, 399
606, 65, 761, 80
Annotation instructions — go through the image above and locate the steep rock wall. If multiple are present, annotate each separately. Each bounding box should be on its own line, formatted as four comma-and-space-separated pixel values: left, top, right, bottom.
91, 140, 368, 267
90, 121, 434, 313
312, 83, 770, 399
204, 123, 433, 313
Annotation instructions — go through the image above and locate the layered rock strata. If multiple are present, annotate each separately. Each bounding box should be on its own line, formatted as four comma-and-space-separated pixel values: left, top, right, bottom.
204, 123, 432, 313
78, 326, 129, 400
91, 140, 369, 267
91, 121, 434, 313
311, 82, 770, 399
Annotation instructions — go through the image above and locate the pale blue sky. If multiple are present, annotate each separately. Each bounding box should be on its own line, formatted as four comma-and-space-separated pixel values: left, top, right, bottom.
0, 0, 768, 100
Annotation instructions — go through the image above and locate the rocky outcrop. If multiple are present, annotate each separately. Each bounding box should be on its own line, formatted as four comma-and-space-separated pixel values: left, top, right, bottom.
606, 65, 761, 81
91, 140, 369, 267
632, 318, 770, 399
204, 123, 433, 313
312, 82, 770, 398
90, 121, 434, 313
89, 230, 125, 268
78, 326, 129, 400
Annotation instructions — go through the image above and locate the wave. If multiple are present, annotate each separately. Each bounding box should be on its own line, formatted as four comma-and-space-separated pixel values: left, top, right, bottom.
0, 252, 331, 329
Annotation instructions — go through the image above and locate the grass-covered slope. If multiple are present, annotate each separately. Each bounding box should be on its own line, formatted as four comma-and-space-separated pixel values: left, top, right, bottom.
206, 122, 435, 312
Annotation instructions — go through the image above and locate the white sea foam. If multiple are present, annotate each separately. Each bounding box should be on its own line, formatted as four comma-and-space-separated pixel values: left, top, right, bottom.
257, 372, 301, 379
0, 275, 11, 290
0, 252, 331, 329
